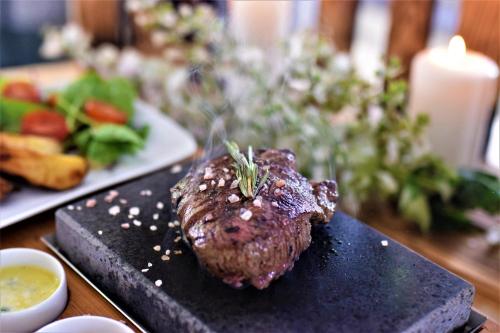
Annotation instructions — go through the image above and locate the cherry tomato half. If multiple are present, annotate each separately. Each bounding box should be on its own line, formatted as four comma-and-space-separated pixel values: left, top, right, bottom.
84, 100, 127, 124
2, 81, 41, 103
21, 110, 69, 141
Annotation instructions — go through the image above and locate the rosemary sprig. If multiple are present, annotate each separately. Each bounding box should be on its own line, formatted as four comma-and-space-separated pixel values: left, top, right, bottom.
224, 141, 269, 198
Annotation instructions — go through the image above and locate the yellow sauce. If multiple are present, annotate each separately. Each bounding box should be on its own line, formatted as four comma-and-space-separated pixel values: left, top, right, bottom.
0, 265, 59, 312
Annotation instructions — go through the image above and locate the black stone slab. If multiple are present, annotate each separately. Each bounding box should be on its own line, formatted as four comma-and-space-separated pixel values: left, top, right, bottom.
55, 167, 474, 333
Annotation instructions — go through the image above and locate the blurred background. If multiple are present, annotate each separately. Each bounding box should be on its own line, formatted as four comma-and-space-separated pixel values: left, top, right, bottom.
1, 0, 498, 322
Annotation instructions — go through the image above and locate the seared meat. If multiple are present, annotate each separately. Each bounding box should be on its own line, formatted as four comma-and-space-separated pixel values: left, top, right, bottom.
171, 148, 338, 289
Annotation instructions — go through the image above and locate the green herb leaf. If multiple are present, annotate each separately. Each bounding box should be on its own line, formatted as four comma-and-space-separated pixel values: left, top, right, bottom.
75, 124, 148, 166
224, 140, 268, 198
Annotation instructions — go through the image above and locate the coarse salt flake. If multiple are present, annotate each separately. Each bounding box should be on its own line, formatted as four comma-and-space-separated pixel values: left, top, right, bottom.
67, 205, 74, 210
119, 199, 128, 205
230, 180, 239, 189
76, 206, 82, 211
108, 205, 121, 216
174, 236, 181, 243
240, 209, 253, 221
147, 262, 153, 267
228, 194, 240, 203
381, 240, 389, 247
153, 213, 159, 220
86, 199, 97, 208
161, 255, 170, 261
153, 245, 161, 252
155, 279, 163, 287
173, 220, 180, 226
141, 268, 149, 273
150, 225, 158, 231
271, 201, 279, 207
133, 219, 142, 227
140, 189, 152, 196
97, 230, 103, 235
199, 184, 207, 192
129, 207, 140, 216
165, 249, 171, 255
210, 180, 216, 186
203, 167, 215, 180
168, 222, 175, 228
217, 178, 225, 187
156, 202, 164, 210
170, 164, 182, 174
121, 223, 130, 229
223, 167, 229, 173
253, 198, 262, 208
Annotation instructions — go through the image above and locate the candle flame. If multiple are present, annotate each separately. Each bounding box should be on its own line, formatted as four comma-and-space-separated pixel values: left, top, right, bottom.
448, 35, 466, 60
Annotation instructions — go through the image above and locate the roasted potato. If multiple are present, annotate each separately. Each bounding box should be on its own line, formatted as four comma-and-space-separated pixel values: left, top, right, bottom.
0, 176, 13, 200
0, 132, 62, 154
0, 132, 88, 190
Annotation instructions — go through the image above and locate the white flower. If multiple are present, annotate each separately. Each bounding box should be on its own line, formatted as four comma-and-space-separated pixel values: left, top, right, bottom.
368, 106, 383, 125
386, 139, 399, 164
125, 0, 142, 12
116, 48, 142, 77
288, 78, 311, 92
192, 47, 210, 63
135, 13, 152, 26
40, 32, 64, 58
62, 23, 88, 46
159, 11, 177, 28
126, 0, 159, 12
151, 31, 168, 47
179, 4, 193, 17
94, 44, 119, 68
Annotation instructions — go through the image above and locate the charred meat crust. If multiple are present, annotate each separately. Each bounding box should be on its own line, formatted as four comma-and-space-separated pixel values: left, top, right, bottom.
171, 148, 338, 289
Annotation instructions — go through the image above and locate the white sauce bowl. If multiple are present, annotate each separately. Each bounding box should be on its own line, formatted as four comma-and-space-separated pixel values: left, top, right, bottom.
0, 248, 68, 333
36, 316, 135, 333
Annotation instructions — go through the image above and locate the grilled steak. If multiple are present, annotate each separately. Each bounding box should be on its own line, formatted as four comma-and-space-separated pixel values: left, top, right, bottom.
171, 148, 338, 289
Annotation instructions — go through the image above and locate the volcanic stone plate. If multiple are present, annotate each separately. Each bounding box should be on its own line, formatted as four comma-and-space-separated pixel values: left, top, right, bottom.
55, 167, 474, 333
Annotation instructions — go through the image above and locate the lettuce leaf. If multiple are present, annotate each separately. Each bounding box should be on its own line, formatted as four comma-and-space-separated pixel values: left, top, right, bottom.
0, 98, 44, 132
75, 124, 149, 166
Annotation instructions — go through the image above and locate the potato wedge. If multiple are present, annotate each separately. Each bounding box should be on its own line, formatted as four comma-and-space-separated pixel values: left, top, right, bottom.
0, 132, 62, 155
0, 132, 88, 190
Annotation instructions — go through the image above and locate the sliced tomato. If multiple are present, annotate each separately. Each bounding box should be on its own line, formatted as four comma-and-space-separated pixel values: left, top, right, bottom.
21, 110, 69, 141
84, 100, 127, 124
2, 81, 41, 103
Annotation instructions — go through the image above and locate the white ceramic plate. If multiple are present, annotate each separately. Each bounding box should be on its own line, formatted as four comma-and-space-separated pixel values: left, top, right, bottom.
0, 100, 197, 229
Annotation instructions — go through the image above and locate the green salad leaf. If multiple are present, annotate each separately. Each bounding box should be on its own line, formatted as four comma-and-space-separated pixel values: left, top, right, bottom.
0, 98, 44, 132
75, 124, 149, 166
59, 72, 137, 121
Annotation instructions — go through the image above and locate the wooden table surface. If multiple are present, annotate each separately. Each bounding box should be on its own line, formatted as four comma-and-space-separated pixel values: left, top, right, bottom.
1, 61, 499, 332
1, 213, 139, 332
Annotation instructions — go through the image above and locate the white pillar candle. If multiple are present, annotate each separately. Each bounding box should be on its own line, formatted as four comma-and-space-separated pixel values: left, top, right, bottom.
408, 36, 499, 168
229, 0, 291, 52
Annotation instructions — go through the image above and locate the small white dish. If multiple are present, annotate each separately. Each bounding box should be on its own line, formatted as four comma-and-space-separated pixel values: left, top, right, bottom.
36, 316, 135, 333
0, 248, 68, 333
